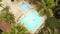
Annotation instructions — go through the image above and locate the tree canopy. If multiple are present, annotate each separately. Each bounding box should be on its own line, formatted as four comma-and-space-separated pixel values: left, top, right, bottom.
0, 7, 15, 24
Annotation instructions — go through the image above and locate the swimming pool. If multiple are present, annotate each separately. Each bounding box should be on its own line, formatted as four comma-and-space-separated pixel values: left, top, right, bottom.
20, 11, 43, 32
20, 2, 30, 12
20, 2, 43, 32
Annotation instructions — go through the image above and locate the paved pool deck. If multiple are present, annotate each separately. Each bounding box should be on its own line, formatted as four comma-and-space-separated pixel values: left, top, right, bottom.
2, 0, 47, 34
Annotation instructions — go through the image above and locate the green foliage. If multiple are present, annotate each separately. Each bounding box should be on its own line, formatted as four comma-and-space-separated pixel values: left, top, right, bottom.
26, 0, 58, 17
1, 23, 28, 34
38, 17, 60, 34
0, 2, 28, 34
37, 0, 57, 9
45, 17, 59, 34
37, 0, 57, 17
39, 8, 45, 16
0, 6, 28, 33
0, 7, 15, 24
45, 17, 59, 29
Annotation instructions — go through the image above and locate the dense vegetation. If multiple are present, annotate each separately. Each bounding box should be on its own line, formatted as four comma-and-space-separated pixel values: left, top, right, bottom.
38, 17, 60, 34
0, 1, 28, 34
1, 23, 28, 34
0, 7, 28, 34
27, 0, 60, 34
0, 7, 15, 24
0, 0, 60, 34
36, 0, 60, 34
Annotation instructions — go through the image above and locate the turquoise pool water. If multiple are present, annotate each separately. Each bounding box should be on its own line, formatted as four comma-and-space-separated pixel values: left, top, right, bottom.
20, 10, 43, 32
20, 2, 30, 12
20, 2, 43, 32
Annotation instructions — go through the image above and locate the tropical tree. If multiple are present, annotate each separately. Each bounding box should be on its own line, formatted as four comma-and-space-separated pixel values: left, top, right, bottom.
37, 0, 60, 34
45, 17, 60, 34
1, 23, 29, 34
52, 5, 60, 19
0, 7, 15, 24
38, 17, 60, 34
37, 0, 58, 17
26, 0, 58, 17
45, 17, 58, 28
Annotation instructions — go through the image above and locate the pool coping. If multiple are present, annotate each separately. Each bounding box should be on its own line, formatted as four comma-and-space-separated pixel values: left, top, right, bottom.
18, 1, 47, 34
19, 8, 47, 34
2, 0, 47, 34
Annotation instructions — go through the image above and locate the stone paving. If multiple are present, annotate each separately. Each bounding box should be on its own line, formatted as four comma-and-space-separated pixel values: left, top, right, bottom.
1, 0, 47, 34
2, 0, 24, 23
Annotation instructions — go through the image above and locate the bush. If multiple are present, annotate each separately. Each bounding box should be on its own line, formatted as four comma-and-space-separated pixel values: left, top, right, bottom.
38, 17, 60, 34
1, 23, 28, 34
0, 7, 15, 24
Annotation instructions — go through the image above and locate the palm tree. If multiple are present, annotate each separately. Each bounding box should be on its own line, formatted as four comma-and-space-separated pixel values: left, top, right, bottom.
37, 0, 59, 34
52, 5, 60, 19
0, 7, 15, 24
37, 0, 58, 17
26, 0, 58, 17
38, 17, 59, 34
1, 23, 29, 34
45, 17, 59, 34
